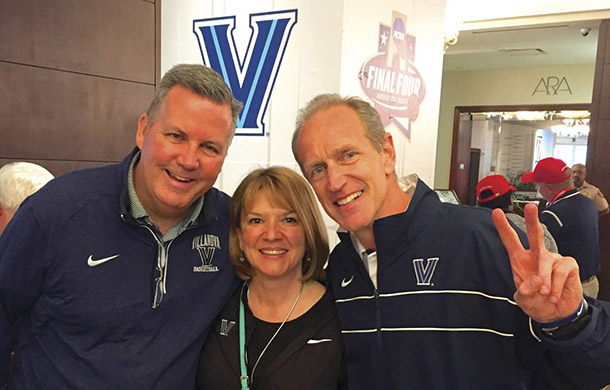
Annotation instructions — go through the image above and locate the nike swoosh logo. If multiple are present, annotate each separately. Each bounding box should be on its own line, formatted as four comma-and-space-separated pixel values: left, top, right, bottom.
87, 254, 119, 267
341, 275, 354, 288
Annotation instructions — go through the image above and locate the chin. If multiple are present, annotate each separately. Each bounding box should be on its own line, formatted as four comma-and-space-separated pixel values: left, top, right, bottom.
339, 219, 370, 234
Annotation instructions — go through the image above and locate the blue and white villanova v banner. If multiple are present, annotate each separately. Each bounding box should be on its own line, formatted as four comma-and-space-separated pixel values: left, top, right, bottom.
193, 9, 298, 136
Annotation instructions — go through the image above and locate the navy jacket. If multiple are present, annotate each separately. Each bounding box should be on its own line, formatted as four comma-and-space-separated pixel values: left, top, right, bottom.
540, 188, 600, 280
0, 150, 238, 389
328, 179, 610, 389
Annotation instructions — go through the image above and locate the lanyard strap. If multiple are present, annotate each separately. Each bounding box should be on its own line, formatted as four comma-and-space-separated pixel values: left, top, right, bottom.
239, 283, 250, 390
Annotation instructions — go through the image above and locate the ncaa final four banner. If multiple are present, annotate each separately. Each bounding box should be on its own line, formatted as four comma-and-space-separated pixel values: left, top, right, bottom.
358, 10, 426, 142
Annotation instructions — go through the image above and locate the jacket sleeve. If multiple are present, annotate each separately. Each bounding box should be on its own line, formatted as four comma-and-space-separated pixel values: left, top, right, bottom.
0, 203, 49, 387
533, 297, 610, 388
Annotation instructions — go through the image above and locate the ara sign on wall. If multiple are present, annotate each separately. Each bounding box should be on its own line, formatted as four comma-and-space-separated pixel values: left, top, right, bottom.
193, 9, 297, 136
358, 10, 425, 141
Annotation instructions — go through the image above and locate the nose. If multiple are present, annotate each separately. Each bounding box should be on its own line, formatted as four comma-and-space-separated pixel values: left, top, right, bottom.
176, 144, 200, 170
326, 163, 346, 192
263, 219, 281, 240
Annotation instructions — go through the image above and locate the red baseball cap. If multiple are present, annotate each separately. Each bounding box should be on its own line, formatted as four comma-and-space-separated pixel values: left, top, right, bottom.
476, 175, 516, 203
521, 157, 571, 184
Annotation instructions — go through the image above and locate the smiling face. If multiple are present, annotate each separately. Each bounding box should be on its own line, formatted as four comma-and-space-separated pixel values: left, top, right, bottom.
134, 85, 233, 226
237, 191, 306, 282
295, 105, 396, 240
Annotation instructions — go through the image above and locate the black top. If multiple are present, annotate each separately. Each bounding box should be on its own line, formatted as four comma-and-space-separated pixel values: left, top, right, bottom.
246, 289, 326, 385
197, 285, 347, 390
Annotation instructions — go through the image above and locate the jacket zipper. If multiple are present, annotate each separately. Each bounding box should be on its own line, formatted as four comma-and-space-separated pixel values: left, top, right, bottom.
120, 214, 174, 297
374, 288, 382, 349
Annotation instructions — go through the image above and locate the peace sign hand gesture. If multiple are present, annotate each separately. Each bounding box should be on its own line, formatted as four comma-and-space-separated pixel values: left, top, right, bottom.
492, 203, 583, 322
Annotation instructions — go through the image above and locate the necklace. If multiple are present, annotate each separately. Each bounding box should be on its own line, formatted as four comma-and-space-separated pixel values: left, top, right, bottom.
240, 281, 303, 387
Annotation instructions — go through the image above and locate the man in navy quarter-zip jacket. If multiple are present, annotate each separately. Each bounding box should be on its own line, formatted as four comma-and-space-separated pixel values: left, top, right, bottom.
0, 64, 243, 389
522, 157, 600, 299
292, 93, 610, 389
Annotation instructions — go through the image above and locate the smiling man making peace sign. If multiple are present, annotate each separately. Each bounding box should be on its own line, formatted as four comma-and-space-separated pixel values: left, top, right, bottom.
292, 93, 610, 390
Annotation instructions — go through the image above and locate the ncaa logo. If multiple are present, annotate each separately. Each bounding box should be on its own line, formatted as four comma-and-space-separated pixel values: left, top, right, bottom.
193, 9, 298, 136
392, 17, 405, 47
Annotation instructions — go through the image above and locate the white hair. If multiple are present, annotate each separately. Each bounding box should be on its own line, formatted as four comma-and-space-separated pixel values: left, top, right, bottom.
0, 162, 54, 212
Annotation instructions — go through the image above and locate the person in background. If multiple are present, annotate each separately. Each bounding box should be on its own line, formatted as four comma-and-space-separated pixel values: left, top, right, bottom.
291, 93, 610, 389
0, 162, 53, 236
572, 163, 609, 216
0, 64, 243, 389
0, 161, 54, 367
476, 174, 558, 252
197, 166, 346, 390
522, 157, 600, 298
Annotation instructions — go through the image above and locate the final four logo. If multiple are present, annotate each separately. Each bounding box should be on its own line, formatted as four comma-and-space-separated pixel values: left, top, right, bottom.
193, 10, 297, 136
359, 11, 426, 141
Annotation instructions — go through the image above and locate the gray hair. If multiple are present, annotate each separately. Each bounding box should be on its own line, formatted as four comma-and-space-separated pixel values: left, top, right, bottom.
146, 64, 243, 138
292, 94, 385, 164
0, 162, 54, 212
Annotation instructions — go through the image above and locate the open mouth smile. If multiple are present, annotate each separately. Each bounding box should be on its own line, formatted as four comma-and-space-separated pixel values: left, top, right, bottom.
260, 249, 287, 255
167, 170, 194, 183
336, 191, 363, 206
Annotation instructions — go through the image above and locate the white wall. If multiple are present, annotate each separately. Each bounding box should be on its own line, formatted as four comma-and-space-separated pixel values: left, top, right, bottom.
470, 118, 493, 179
161, 0, 447, 246
339, 0, 447, 183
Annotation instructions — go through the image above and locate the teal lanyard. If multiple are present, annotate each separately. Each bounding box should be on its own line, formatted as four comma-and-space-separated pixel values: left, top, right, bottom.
239, 283, 250, 390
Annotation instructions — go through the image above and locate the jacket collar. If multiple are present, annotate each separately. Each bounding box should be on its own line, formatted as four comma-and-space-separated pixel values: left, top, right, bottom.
337, 178, 440, 259
550, 187, 579, 205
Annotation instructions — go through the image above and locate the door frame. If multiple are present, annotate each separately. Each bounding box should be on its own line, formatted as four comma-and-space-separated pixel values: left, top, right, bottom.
450, 103, 589, 205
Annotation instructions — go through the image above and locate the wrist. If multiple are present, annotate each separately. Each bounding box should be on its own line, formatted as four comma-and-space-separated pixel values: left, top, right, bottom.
535, 298, 592, 340
536, 299, 586, 328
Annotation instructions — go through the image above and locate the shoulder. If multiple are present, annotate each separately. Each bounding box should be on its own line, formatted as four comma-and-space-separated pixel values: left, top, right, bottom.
33, 163, 122, 204
24, 163, 123, 215
213, 284, 242, 323
583, 181, 600, 191
205, 187, 232, 212
10, 163, 125, 238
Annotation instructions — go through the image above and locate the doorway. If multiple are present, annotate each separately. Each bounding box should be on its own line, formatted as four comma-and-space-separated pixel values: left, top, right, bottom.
449, 104, 590, 206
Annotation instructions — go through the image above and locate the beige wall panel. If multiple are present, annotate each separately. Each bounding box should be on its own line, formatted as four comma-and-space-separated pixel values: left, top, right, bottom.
0, 62, 153, 163
0, 0, 155, 83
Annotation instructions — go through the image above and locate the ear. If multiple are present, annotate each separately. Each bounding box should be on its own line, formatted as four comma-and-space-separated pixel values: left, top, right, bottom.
380, 132, 397, 175
135, 113, 148, 149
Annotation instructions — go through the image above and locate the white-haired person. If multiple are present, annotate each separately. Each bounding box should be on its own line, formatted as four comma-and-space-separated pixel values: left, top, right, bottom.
0, 162, 54, 236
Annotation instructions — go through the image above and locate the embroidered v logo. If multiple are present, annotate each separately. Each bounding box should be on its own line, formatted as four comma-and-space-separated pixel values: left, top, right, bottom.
412, 257, 439, 286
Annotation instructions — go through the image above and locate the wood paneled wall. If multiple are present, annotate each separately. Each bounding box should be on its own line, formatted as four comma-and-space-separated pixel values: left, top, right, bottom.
588, 19, 610, 301
0, 0, 159, 176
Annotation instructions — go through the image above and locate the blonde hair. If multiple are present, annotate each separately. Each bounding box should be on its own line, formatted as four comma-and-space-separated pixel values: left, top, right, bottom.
229, 166, 329, 282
